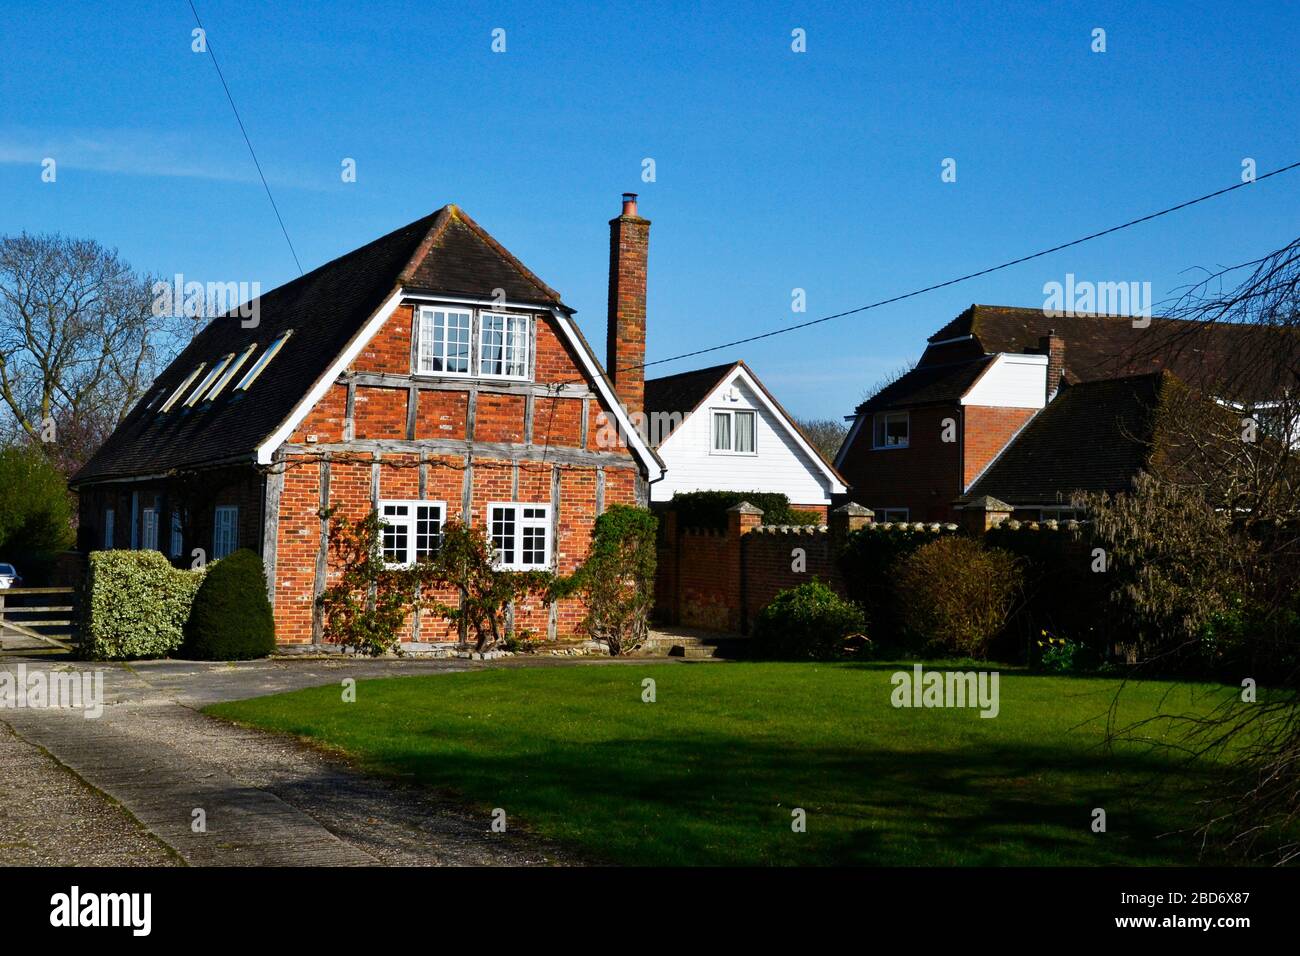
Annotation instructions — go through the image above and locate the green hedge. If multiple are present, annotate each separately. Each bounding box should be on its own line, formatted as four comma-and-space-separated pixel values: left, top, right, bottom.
182, 549, 276, 660
837, 524, 960, 647
81, 550, 208, 660
665, 490, 808, 529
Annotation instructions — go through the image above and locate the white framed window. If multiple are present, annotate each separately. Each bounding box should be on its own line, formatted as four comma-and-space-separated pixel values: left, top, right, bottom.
711, 408, 756, 454
213, 506, 238, 559
236, 331, 293, 392
184, 353, 234, 407
141, 507, 159, 551
478, 312, 530, 379
416, 307, 473, 376
104, 509, 115, 549
489, 503, 550, 570
170, 511, 183, 559
378, 500, 445, 566
205, 343, 257, 401
873, 411, 910, 449
159, 363, 206, 413
874, 507, 909, 523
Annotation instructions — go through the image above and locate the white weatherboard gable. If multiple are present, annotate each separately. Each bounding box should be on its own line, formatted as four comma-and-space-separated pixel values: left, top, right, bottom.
651, 366, 845, 505
960, 353, 1047, 409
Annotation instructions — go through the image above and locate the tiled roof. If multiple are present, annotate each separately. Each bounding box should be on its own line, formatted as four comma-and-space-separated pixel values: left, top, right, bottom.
644, 361, 740, 422
926, 304, 1284, 401
855, 356, 995, 414
963, 372, 1170, 505
72, 206, 568, 485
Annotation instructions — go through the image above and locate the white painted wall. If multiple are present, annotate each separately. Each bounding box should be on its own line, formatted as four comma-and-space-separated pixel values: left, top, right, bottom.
650, 373, 838, 506
960, 353, 1047, 409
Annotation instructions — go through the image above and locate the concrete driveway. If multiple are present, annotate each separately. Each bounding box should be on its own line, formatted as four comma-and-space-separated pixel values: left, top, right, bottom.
0, 655, 601, 866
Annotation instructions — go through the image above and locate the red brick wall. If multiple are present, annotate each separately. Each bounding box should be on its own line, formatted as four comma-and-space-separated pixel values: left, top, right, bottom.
268, 296, 642, 647
962, 405, 1036, 487
839, 405, 963, 521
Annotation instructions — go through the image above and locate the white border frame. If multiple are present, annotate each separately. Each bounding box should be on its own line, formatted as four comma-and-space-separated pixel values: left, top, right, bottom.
414, 305, 475, 378
378, 498, 447, 567
487, 501, 551, 571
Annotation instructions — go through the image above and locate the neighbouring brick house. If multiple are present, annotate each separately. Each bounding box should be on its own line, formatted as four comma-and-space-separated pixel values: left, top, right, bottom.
835, 304, 1291, 522
71, 195, 663, 649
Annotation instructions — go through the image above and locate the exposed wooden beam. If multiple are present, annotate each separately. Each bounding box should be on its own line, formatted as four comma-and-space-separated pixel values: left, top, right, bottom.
281, 439, 640, 470
342, 371, 594, 400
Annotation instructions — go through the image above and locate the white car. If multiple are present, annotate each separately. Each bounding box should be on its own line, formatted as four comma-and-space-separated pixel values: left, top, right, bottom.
0, 563, 20, 589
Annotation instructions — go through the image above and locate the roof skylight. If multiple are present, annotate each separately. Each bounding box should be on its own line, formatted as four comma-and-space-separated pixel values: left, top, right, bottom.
235, 331, 292, 392
184, 354, 234, 408
159, 364, 206, 413
205, 343, 257, 402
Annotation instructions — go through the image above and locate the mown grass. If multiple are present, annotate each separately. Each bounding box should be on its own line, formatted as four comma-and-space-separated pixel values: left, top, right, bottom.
206, 662, 1255, 866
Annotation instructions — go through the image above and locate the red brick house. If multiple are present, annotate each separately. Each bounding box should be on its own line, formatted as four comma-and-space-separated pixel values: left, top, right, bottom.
836, 304, 1290, 521
71, 195, 663, 648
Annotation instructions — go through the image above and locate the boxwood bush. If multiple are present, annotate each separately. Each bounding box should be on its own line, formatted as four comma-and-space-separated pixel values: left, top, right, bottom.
81, 550, 207, 660
181, 548, 276, 660
751, 579, 866, 660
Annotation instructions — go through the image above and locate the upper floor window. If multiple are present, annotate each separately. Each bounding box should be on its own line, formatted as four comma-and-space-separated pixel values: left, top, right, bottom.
873, 411, 910, 449
414, 306, 532, 380
478, 312, 530, 379
711, 409, 756, 454
417, 307, 473, 375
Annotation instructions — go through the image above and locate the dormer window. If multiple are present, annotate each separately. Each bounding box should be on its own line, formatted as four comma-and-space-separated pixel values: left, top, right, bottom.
184, 353, 234, 407
159, 363, 206, 413
236, 331, 292, 392
417, 307, 472, 375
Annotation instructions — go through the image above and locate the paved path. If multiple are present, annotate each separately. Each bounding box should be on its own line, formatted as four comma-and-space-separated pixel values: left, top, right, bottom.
0, 656, 595, 866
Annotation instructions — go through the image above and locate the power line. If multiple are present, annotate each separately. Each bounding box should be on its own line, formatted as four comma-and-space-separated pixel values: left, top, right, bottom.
619, 159, 1300, 374
187, 0, 303, 275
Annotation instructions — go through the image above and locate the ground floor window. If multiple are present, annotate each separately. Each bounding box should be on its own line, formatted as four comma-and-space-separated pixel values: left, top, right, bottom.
874, 507, 909, 523
379, 500, 445, 566
489, 502, 550, 570
141, 507, 159, 551
104, 508, 115, 549
170, 511, 183, 559
213, 506, 238, 559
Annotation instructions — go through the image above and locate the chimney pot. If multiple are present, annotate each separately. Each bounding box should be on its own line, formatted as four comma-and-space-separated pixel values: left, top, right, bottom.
621, 192, 639, 217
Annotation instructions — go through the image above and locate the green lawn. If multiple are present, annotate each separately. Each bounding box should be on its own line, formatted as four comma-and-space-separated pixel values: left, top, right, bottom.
206, 662, 1252, 866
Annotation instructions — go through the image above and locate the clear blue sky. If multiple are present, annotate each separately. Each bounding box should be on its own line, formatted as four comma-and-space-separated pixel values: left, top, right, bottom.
1, 0, 1296, 420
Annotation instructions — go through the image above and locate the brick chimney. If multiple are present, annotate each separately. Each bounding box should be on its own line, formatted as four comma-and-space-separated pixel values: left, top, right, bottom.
607, 192, 649, 416
1038, 330, 1065, 401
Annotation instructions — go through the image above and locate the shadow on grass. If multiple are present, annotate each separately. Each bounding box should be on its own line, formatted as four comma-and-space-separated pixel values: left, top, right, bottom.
309, 726, 1219, 867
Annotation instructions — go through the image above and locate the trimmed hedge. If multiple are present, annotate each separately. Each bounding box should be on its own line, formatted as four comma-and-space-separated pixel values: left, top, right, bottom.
752, 579, 866, 661
81, 550, 207, 660
182, 549, 276, 660
665, 490, 808, 530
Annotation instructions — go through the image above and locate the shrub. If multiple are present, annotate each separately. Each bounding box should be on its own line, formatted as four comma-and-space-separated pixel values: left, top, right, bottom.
181, 549, 275, 660
318, 508, 418, 656
81, 550, 206, 660
418, 520, 553, 653
1034, 630, 1098, 674
838, 523, 958, 645
751, 580, 866, 661
666, 490, 806, 529
560, 505, 657, 655
893, 536, 1022, 658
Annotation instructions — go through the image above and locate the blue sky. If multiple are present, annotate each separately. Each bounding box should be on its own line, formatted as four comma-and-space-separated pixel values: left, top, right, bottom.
1, 0, 1297, 419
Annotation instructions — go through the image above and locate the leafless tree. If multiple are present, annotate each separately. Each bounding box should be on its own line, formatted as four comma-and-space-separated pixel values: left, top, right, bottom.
1091, 235, 1300, 864
796, 417, 850, 462
0, 233, 192, 473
